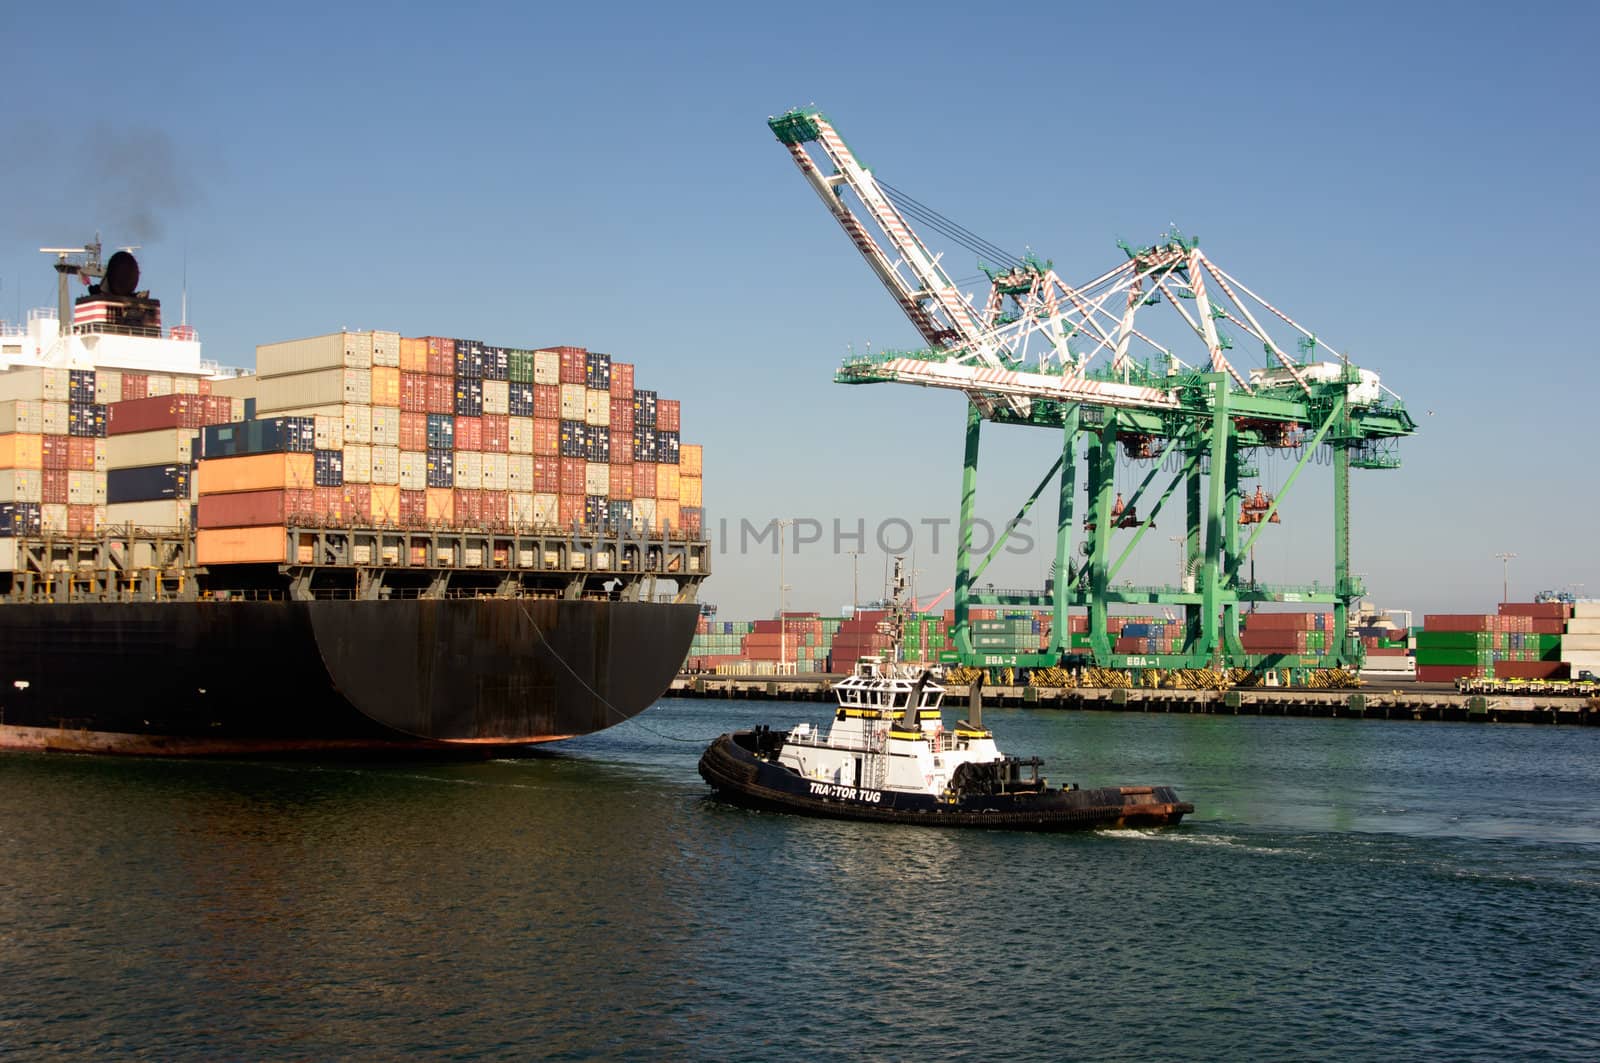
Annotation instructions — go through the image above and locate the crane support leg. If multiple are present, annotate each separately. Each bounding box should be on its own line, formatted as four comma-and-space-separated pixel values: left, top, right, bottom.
1049, 406, 1080, 655
953, 402, 982, 657
1087, 414, 1118, 662
1185, 456, 1202, 654
1334, 425, 1353, 668
1201, 376, 1229, 663
1223, 438, 1243, 658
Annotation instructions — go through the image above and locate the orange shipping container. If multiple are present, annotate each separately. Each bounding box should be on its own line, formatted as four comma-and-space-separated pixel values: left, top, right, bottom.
656, 498, 681, 534
680, 443, 702, 476
399, 336, 428, 373
425, 486, 454, 523
197, 525, 287, 565
0, 433, 44, 470
657, 464, 680, 501
197, 451, 315, 495
370, 483, 401, 523
681, 475, 702, 508
371, 365, 401, 407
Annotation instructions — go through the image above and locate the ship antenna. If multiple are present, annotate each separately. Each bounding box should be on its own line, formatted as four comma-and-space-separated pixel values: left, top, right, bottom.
181, 243, 188, 327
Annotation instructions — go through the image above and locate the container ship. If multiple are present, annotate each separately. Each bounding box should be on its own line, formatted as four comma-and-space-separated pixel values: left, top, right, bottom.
0, 241, 709, 755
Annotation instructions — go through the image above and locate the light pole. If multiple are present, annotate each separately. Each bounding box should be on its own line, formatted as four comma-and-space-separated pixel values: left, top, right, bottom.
777, 519, 794, 672
846, 548, 862, 615
1493, 551, 1517, 603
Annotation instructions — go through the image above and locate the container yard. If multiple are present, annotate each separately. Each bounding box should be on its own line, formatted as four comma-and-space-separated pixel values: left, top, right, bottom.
0, 241, 709, 755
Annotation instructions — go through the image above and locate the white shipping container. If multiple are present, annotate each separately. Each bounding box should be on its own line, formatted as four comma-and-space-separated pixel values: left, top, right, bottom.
41, 503, 68, 532
585, 389, 611, 427
371, 405, 401, 447
508, 453, 534, 492
42, 401, 68, 436
371, 445, 400, 486
88, 438, 108, 473
106, 499, 191, 529
399, 450, 427, 491
559, 383, 586, 420
482, 379, 510, 416
1573, 602, 1600, 620
344, 443, 372, 484
1558, 633, 1600, 651
1564, 618, 1600, 636
0, 399, 45, 434
0, 538, 15, 572
94, 369, 123, 405
532, 493, 559, 525
371, 330, 401, 368
508, 416, 534, 455
633, 498, 656, 531
171, 375, 202, 395
584, 461, 609, 497
1561, 650, 1600, 672
0, 469, 42, 502
343, 402, 372, 445
207, 373, 258, 401
454, 450, 482, 490
109, 429, 194, 468
533, 350, 560, 385
0, 367, 70, 402
146, 373, 174, 397
510, 491, 534, 525
256, 368, 367, 411
67, 470, 105, 505
483, 452, 509, 492
256, 331, 375, 376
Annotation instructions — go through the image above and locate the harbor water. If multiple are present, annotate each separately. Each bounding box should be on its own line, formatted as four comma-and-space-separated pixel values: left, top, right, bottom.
3, 701, 1598, 1060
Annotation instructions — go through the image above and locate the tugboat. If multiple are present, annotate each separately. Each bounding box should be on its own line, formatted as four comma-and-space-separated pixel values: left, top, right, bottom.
697, 562, 1194, 831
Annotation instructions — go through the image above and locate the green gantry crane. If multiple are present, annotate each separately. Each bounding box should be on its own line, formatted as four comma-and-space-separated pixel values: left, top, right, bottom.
771, 108, 1417, 674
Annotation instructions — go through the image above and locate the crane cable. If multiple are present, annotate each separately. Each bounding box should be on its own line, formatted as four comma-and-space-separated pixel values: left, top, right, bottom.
877, 180, 1027, 271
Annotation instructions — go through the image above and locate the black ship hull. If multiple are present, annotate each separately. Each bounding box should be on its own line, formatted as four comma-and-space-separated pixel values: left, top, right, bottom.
0, 599, 698, 755
698, 731, 1194, 831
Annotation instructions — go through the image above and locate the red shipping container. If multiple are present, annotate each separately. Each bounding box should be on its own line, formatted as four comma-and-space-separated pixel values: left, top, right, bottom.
68, 437, 98, 471
634, 462, 657, 497
400, 372, 429, 412
658, 398, 680, 433
681, 508, 702, 536
455, 416, 483, 452
610, 464, 633, 499
533, 418, 559, 457
455, 488, 483, 525
1491, 661, 1568, 680
343, 484, 371, 522
426, 376, 453, 414
199, 488, 295, 528
205, 395, 237, 425
283, 487, 315, 522
1417, 664, 1477, 683
67, 504, 98, 534
312, 486, 346, 521
425, 336, 455, 377
534, 384, 560, 420
609, 362, 634, 397
481, 414, 509, 453
399, 489, 426, 525
41, 436, 70, 470
1499, 602, 1569, 619
42, 469, 67, 504
121, 372, 149, 401
196, 378, 213, 396
1422, 614, 1493, 633
533, 456, 560, 493
108, 394, 208, 434
1531, 618, 1564, 635
609, 396, 634, 431
609, 427, 632, 464
482, 489, 508, 525
559, 348, 586, 385
558, 492, 583, 527
399, 411, 427, 451
559, 457, 586, 496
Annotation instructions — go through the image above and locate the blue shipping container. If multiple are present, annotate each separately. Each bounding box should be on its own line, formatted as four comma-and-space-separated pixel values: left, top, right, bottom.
426, 449, 454, 489
314, 449, 345, 487
426, 413, 455, 450
107, 463, 191, 504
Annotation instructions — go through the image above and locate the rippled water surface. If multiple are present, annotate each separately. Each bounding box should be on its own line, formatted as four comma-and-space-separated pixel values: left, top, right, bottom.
3, 703, 1599, 1060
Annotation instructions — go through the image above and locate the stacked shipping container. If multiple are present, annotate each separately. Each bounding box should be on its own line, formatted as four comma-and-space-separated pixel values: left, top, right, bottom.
0, 366, 241, 564
197, 331, 703, 565
1415, 602, 1568, 682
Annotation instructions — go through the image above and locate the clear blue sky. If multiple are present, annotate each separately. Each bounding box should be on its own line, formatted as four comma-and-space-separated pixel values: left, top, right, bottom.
4, 1, 1595, 618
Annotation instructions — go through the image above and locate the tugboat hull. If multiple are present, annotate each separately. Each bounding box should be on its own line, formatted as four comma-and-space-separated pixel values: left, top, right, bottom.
698, 731, 1193, 832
